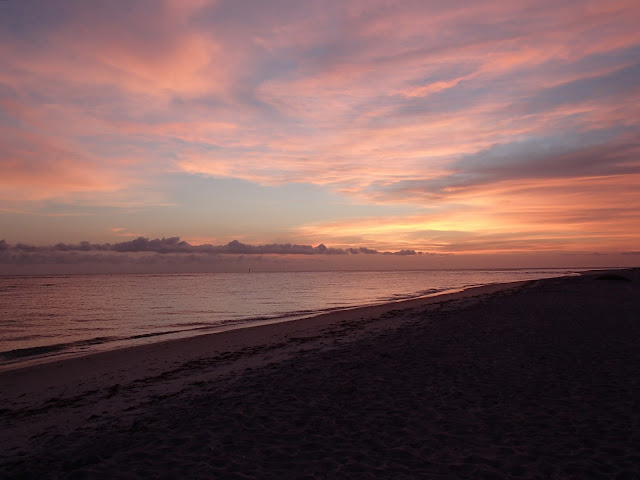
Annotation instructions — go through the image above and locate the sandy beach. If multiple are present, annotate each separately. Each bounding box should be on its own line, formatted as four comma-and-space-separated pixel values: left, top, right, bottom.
1, 269, 638, 479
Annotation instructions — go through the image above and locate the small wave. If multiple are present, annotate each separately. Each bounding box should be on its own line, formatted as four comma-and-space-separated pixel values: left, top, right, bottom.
0, 285, 20, 292
166, 321, 217, 328
5, 334, 50, 342
1, 343, 68, 360
378, 288, 444, 303
129, 330, 185, 340
0, 336, 119, 361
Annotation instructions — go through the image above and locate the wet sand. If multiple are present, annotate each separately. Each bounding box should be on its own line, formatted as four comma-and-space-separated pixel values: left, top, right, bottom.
1, 269, 638, 479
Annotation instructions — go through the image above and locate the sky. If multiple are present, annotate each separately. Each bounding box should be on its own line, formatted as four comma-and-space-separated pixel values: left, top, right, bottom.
1, 0, 639, 272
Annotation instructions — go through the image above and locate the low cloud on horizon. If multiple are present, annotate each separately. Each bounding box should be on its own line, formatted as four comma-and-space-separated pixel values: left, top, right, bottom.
0, 237, 421, 256
0, 236, 445, 275
1, 236, 638, 275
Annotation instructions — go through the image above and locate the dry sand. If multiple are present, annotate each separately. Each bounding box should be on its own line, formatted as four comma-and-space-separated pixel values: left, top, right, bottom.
1, 269, 638, 479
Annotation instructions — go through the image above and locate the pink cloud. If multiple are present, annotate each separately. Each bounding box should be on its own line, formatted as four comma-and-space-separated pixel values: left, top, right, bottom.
0, 128, 137, 202
1, 0, 639, 255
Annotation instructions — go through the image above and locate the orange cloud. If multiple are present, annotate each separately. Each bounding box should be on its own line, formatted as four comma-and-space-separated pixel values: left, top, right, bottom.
292, 173, 640, 254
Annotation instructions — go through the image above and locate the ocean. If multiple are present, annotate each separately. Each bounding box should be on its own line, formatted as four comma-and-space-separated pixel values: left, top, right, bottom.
0, 269, 583, 371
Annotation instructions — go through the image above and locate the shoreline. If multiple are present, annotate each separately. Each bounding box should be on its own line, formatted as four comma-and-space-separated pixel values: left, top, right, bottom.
0, 279, 529, 375
0, 277, 538, 374
0, 267, 602, 373
2, 267, 638, 478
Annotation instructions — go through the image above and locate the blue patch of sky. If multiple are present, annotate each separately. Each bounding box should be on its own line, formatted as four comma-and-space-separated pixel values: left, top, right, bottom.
0, 0, 70, 40
163, 174, 417, 229
518, 62, 640, 114
0, 93, 23, 129
9, 173, 418, 244
449, 126, 637, 181
390, 80, 494, 120
194, 0, 310, 30
560, 45, 640, 76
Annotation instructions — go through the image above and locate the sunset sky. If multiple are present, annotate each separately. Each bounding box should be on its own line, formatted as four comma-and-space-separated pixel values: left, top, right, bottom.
1, 0, 639, 272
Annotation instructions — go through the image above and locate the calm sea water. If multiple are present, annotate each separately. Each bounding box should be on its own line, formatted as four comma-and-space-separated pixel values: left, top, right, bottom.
0, 269, 582, 370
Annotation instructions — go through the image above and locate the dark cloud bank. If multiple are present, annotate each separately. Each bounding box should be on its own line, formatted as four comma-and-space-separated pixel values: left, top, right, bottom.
0, 237, 419, 257
0, 237, 426, 274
